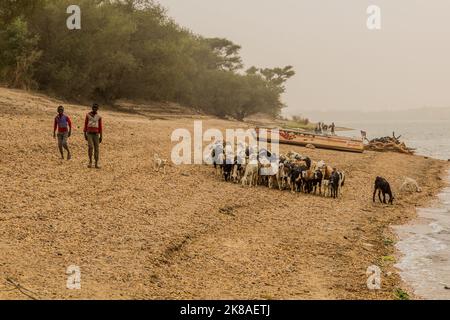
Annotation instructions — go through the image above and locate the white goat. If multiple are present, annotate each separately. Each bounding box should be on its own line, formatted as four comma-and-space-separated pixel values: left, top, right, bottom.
400, 177, 422, 193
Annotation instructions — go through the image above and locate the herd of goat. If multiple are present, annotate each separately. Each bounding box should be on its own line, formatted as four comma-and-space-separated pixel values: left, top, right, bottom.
210, 145, 346, 199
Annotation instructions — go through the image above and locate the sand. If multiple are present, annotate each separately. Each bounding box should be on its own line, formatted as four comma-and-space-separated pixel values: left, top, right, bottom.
0, 87, 448, 300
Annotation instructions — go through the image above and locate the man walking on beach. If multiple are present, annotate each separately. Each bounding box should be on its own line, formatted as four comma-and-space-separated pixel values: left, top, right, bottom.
84, 103, 103, 169
53, 105, 72, 160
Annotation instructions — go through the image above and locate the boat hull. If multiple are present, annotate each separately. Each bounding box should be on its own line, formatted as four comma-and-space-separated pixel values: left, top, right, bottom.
257, 128, 364, 153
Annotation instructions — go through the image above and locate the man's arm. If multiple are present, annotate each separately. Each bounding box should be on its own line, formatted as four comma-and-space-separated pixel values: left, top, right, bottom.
53, 117, 57, 138
67, 116, 72, 137
98, 117, 103, 143
83, 114, 88, 140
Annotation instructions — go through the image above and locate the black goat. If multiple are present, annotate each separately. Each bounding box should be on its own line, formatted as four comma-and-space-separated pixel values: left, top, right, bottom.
290, 165, 307, 192
309, 169, 323, 194
222, 163, 233, 182
329, 170, 340, 199
373, 176, 394, 204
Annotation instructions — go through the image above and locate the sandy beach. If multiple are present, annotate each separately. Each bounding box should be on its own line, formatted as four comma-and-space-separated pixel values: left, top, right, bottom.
0, 87, 448, 300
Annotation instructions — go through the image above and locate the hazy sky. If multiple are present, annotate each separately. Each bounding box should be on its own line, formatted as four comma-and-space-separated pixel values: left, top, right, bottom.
157, 0, 450, 115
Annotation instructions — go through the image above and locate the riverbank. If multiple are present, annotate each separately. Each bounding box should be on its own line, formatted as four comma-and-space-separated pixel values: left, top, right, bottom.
0, 87, 448, 299
393, 169, 450, 299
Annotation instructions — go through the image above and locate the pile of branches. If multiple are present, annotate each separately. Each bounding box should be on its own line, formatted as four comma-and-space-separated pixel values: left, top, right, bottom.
365, 132, 415, 154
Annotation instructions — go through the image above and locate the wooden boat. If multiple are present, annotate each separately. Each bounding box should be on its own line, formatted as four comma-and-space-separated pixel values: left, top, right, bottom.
256, 127, 364, 153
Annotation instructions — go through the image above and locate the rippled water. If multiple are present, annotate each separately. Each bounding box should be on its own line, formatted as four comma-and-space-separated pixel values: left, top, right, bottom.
339, 119, 450, 299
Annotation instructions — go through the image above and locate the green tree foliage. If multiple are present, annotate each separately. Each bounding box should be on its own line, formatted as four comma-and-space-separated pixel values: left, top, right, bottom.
0, 18, 41, 89
204, 38, 243, 71
0, 0, 295, 119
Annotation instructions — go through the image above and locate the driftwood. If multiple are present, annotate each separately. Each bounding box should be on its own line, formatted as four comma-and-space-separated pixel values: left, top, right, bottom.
365, 132, 415, 155
3, 278, 39, 300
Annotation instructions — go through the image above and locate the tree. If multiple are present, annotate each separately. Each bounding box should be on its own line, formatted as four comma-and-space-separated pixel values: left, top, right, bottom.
204, 38, 243, 71
0, 18, 41, 89
247, 65, 295, 93
0, 0, 294, 119
0, 0, 44, 27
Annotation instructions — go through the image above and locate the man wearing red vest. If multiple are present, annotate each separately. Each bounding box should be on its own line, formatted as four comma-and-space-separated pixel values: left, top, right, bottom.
53, 105, 72, 160
84, 103, 103, 168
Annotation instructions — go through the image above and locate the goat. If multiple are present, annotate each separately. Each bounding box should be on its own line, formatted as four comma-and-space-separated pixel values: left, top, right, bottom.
291, 164, 308, 193
318, 162, 333, 196
241, 163, 259, 187
400, 177, 422, 193
289, 166, 303, 193
266, 161, 284, 190
301, 168, 323, 194
310, 169, 324, 194
373, 176, 394, 204
231, 161, 246, 183
322, 179, 330, 197
153, 154, 168, 174
211, 143, 224, 177
338, 171, 346, 196
222, 162, 233, 182
329, 170, 340, 199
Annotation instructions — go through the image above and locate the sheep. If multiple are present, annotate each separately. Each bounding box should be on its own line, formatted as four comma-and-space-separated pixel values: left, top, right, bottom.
373, 176, 394, 204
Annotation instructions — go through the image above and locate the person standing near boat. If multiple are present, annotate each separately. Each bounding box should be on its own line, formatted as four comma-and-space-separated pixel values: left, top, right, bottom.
53, 105, 72, 160
84, 103, 103, 169
331, 122, 336, 135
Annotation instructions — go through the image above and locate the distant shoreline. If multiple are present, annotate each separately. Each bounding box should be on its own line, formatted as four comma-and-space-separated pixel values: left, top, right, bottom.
336, 126, 354, 132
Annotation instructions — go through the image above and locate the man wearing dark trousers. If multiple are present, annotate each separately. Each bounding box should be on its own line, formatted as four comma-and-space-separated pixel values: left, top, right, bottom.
84, 103, 103, 169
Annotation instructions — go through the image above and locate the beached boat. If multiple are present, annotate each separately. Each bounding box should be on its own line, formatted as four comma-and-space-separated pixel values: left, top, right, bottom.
256, 127, 364, 153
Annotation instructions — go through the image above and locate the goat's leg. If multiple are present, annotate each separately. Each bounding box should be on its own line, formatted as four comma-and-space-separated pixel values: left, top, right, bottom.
373, 188, 377, 202
378, 191, 383, 203
277, 176, 282, 191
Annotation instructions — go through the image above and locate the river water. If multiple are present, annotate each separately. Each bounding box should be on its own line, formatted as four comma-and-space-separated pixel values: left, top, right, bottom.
338, 119, 450, 299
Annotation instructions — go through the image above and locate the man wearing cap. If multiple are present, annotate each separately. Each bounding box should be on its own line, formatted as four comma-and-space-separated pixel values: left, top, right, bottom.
84, 103, 103, 168
53, 105, 72, 160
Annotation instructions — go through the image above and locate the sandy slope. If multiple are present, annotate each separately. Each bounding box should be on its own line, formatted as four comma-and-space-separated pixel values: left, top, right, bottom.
0, 87, 447, 300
